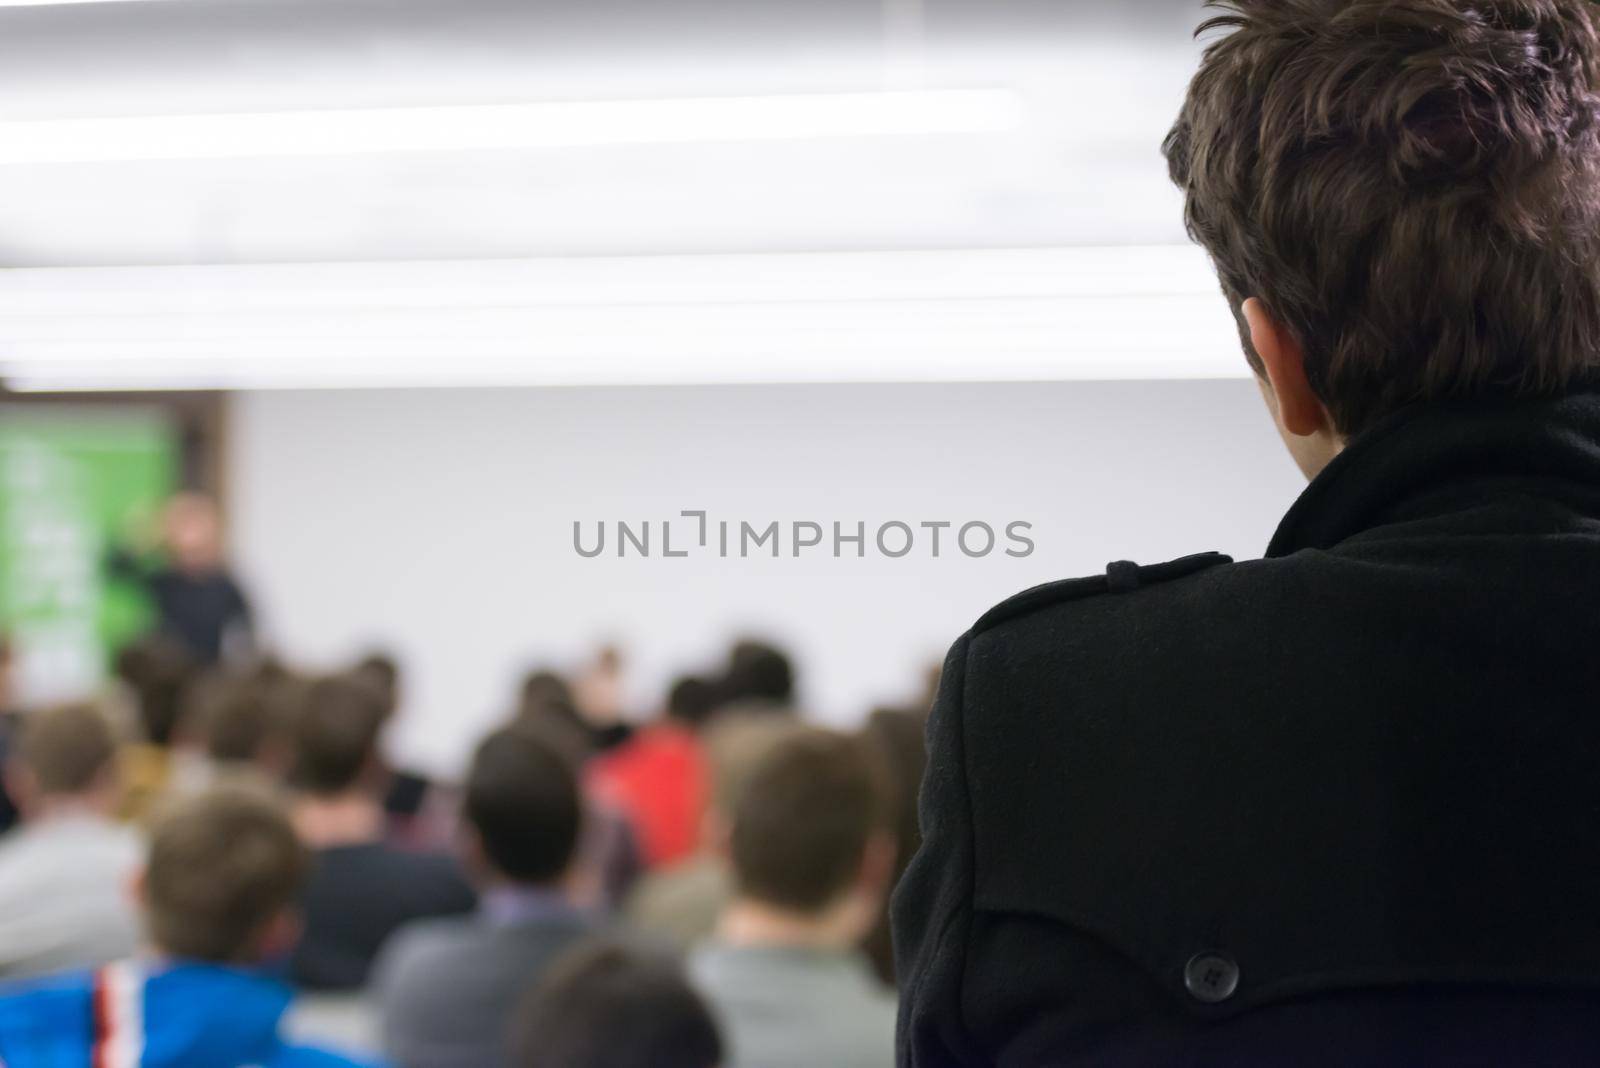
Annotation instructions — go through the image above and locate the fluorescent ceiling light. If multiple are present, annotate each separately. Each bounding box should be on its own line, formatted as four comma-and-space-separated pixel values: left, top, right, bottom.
0, 246, 1246, 391
0, 89, 1024, 165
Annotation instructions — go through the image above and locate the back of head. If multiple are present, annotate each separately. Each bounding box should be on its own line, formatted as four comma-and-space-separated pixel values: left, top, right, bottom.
515, 942, 722, 1068
194, 672, 287, 765
1165, 0, 1600, 436
15, 702, 119, 798
465, 726, 582, 885
729, 728, 886, 913
717, 640, 795, 710
144, 788, 308, 963
703, 713, 806, 821
292, 674, 388, 796
665, 675, 717, 730
519, 669, 576, 716
351, 652, 401, 719
114, 635, 198, 747
515, 669, 593, 757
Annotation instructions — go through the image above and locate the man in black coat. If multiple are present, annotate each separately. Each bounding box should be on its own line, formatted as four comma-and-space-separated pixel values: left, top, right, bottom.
892, 0, 1600, 1063
109, 492, 253, 666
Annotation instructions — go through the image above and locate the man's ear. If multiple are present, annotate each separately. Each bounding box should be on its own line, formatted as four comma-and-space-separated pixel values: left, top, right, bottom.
1243, 298, 1331, 438
856, 832, 897, 898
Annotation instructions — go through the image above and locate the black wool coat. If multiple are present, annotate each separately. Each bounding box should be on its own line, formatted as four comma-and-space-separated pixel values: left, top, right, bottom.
892, 393, 1600, 1066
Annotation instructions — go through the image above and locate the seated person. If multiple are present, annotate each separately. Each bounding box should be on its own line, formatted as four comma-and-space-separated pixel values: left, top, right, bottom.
625, 713, 804, 950
713, 640, 796, 716
587, 675, 716, 872
191, 668, 295, 795
289, 676, 474, 990
0, 703, 142, 977
352, 653, 446, 848
0, 788, 382, 1067
111, 635, 204, 824
514, 942, 722, 1068
374, 726, 594, 1068
689, 729, 896, 1068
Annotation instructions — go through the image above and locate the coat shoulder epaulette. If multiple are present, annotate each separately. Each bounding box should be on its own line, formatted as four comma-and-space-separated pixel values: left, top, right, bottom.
972, 551, 1233, 634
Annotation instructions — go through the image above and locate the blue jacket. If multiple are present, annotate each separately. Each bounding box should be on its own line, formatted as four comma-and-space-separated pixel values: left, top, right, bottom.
0, 960, 385, 1068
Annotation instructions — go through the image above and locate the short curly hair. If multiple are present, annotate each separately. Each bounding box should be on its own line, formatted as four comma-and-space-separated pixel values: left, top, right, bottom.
1165, 0, 1600, 436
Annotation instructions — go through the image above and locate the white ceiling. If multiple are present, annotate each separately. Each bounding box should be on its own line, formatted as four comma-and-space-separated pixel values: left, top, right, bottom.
0, 0, 1208, 266
0, 0, 1242, 389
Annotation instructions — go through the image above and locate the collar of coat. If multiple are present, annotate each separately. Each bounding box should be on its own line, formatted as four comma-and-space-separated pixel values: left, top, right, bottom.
1268, 388, 1600, 557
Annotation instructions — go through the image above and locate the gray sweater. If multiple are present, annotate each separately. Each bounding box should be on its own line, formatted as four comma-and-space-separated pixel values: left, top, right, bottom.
689, 943, 897, 1068
0, 813, 142, 978
374, 896, 593, 1068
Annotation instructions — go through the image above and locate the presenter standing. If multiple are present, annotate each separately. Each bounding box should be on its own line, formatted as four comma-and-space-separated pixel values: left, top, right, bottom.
110, 492, 254, 666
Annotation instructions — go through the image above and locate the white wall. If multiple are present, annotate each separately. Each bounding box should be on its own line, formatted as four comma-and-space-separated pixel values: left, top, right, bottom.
230, 380, 1305, 776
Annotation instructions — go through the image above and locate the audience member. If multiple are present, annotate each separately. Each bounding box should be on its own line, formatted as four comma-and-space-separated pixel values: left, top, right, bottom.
714, 640, 795, 713
347, 652, 453, 849
689, 729, 895, 1068
520, 662, 632, 755
112, 634, 204, 823
856, 706, 927, 987
588, 675, 715, 871
515, 666, 645, 908
0, 789, 381, 1067
625, 713, 803, 950
517, 669, 595, 754
351, 654, 400, 720
192, 668, 294, 794
514, 942, 722, 1068
290, 675, 474, 990
0, 703, 141, 977
375, 725, 593, 1068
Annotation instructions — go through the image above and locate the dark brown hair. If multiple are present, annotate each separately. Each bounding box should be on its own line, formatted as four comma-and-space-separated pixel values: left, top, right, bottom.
291, 674, 388, 795
514, 942, 722, 1068
190, 670, 291, 764
464, 726, 582, 884
16, 702, 118, 796
729, 728, 887, 913
144, 788, 308, 963
113, 635, 197, 748
1165, 0, 1600, 436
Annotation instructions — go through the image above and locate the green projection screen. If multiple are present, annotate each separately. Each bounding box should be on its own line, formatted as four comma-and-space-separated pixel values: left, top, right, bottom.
0, 407, 177, 704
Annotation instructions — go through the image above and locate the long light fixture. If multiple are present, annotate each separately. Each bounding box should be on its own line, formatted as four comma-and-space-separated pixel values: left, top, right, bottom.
0, 246, 1246, 391
0, 0, 161, 6
0, 89, 1024, 165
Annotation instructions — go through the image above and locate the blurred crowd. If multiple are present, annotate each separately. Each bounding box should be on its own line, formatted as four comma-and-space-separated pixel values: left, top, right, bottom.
0, 610, 933, 1067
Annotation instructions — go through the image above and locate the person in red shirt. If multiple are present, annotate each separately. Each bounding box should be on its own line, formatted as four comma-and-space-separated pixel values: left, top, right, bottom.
587, 677, 716, 870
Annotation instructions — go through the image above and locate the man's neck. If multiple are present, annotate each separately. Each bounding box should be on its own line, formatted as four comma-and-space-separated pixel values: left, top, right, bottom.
478, 876, 577, 924
292, 791, 384, 848
718, 897, 858, 952
24, 793, 112, 826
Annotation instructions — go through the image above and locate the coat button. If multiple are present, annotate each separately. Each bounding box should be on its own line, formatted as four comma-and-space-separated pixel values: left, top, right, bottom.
1184, 953, 1240, 1004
